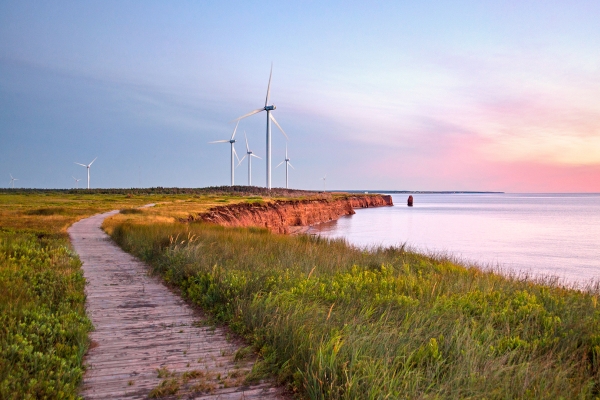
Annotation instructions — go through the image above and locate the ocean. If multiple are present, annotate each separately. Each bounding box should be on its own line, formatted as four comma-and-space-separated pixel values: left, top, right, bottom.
308, 193, 600, 287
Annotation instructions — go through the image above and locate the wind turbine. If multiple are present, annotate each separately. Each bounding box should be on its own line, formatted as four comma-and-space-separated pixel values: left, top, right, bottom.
210, 121, 241, 186
72, 176, 81, 189
322, 175, 327, 192
236, 131, 262, 186
74, 157, 97, 189
276, 144, 294, 189
233, 64, 288, 189
9, 174, 18, 188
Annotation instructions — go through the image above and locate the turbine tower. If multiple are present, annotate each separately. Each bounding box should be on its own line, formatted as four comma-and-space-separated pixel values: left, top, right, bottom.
322, 175, 327, 192
276, 144, 294, 189
234, 64, 288, 189
9, 174, 18, 188
210, 121, 240, 186
72, 176, 81, 189
236, 131, 261, 186
74, 157, 97, 189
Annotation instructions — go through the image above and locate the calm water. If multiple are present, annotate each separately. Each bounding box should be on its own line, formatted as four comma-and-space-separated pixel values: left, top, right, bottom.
309, 193, 600, 286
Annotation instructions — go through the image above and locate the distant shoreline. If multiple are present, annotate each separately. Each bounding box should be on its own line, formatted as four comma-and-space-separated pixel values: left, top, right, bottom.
340, 190, 505, 194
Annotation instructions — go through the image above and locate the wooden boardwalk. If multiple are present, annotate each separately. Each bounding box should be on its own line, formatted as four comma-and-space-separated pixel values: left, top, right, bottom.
69, 211, 285, 399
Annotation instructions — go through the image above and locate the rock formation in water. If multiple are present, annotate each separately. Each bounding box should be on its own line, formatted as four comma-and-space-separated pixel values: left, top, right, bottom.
189, 194, 393, 234
407, 195, 413, 207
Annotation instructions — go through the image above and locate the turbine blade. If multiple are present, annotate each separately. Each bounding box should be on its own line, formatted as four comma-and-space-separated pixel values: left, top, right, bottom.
265, 62, 273, 107
237, 155, 247, 167
244, 131, 249, 152
285, 143, 288, 158
275, 161, 284, 168
288, 162, 295, 170
74, 162, 87, 167
233, 146, 240, 163
232, 108, 264, 122
209, 140, 230, 143
251, 154, 262, 159
270, 114, 288, 139
231, 121, 239, 140
89, 157, 97, 166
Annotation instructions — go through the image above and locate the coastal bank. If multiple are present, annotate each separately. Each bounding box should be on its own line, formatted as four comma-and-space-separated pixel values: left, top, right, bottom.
188, 194, 393, 233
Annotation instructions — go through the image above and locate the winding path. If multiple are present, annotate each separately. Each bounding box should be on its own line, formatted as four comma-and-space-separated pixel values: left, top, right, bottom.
69, 211, 284, 399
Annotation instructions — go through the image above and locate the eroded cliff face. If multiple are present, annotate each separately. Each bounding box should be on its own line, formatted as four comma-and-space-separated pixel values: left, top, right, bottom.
190, 194, 393, 234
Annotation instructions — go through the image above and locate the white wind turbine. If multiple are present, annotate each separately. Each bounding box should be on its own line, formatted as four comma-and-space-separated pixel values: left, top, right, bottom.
233, 64, 288, 189
322, 175, 327, 192
74, 157, 97, 189
210, 121, 241, 186
72, 176, 81, 188
276, 144, 294, 189
9, 174, 18, 188
236, 131, 262, 186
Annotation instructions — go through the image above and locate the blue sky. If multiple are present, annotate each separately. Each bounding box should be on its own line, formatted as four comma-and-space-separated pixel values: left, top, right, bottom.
1, 1, 599, 191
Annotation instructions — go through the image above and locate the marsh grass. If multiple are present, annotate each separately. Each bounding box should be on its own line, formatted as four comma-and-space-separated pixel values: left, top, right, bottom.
111, 221, 600, 399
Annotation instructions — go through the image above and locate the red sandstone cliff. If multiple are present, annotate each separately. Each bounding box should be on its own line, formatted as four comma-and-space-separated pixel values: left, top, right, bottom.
190, 194, 393, 234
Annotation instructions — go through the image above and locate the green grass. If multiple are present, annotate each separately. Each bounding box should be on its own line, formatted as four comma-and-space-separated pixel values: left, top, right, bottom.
111, 221, 600, 399
0, 189, 312, 398
5, 189, 599, 398
0, 229, 91, 398
0, 192, 162, 399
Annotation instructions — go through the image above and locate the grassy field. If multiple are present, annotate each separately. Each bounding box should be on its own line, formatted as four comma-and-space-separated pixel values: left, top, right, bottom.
5, 189, 600, 398
0, 188, 301, 399
109, 218, 600, 399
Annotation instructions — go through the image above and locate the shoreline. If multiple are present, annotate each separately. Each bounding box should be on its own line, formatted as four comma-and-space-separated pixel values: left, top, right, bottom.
191, 194, 393, 234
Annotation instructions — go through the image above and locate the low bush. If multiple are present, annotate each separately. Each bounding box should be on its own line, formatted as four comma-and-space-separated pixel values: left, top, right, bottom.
120, 208, 143, 214
25, 207, 68, 216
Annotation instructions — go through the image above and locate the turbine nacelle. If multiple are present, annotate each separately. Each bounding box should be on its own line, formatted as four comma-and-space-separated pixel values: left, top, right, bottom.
265, 105, 276, 111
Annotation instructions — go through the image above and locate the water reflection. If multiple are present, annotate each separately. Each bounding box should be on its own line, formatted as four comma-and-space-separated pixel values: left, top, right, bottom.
308, 193, 600, 286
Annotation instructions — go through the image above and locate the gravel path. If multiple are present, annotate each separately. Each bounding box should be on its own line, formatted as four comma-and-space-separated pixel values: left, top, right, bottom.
69, 210, 285, 399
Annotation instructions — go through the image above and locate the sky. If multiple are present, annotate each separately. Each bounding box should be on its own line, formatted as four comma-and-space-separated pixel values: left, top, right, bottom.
1, 1, 599, 192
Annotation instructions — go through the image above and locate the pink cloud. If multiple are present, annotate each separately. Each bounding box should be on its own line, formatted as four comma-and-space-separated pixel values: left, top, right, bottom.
362, 126, 600, 192
372, 151, 600, 192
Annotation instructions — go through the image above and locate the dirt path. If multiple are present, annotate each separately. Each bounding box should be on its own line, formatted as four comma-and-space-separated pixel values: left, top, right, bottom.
69, 211, 285, 399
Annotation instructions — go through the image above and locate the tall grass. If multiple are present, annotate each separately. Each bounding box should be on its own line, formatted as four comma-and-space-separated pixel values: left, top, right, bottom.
1, 190, 329, 398
0, 191, 217, 399
111, 221, 600, 399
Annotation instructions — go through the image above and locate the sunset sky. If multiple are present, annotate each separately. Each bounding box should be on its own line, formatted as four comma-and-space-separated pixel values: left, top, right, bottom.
1, 1, 599, 191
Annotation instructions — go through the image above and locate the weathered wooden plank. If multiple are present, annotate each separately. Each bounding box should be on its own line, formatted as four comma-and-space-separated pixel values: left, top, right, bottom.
69, 211, 286, 399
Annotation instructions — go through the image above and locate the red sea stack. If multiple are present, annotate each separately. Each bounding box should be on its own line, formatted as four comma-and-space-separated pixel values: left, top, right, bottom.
407, 195, 413, 207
